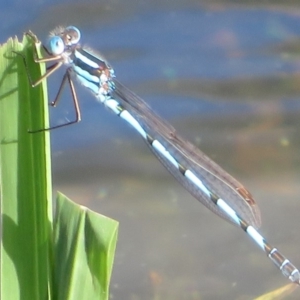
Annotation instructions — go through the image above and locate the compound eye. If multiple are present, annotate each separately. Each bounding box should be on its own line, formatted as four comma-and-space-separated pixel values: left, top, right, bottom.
48, 36, 64, 55
64, 26, 81, 45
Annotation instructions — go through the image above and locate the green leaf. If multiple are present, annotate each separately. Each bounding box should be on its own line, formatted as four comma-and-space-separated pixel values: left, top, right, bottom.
1, 33, 118, 300
54, 193, 118, 300
0, 35, 52, 299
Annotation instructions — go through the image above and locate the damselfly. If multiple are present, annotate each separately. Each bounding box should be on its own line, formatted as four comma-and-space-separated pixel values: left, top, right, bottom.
18, 26, 300, 285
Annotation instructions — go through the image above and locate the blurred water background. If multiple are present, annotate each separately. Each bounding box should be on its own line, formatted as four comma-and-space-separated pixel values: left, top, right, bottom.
2, 1, 300, 299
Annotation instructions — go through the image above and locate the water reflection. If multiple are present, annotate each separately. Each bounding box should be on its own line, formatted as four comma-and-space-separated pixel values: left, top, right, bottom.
136, 75, 300, 101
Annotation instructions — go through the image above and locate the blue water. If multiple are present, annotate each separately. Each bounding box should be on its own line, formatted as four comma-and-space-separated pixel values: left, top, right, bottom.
2, 1, 300, 299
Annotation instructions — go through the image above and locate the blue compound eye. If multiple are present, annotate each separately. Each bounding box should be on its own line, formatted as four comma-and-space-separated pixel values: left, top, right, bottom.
64, 26, 81, 45
48, 36, 64, 55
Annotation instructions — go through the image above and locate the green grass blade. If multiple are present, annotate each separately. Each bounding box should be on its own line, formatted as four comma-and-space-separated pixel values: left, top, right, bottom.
0, 35, 52, 299
54, 193, 118, 300
1, 33, 118, 300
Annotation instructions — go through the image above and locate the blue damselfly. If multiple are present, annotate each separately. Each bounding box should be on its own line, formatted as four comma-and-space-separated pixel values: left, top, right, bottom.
18, 26, 300, 285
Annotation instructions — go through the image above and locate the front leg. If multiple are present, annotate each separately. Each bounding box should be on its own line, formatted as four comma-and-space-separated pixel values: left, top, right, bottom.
13, 31, 64, 87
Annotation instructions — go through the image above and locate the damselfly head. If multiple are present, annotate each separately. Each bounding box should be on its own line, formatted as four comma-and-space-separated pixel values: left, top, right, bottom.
47, 26, 81, 55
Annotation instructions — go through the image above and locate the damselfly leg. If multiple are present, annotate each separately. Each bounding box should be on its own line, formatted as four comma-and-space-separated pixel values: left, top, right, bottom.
14, 32, 81, 132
